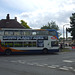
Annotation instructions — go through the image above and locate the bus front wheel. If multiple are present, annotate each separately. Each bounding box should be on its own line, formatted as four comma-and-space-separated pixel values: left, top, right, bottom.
5, 49, 12, 55
43, 48, 48, 54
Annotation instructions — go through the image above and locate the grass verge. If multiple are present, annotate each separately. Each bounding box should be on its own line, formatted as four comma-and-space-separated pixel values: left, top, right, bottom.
60, 48, 71, 52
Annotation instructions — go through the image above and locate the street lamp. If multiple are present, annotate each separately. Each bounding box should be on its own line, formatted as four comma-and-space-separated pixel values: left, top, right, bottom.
63, 24, 69, 44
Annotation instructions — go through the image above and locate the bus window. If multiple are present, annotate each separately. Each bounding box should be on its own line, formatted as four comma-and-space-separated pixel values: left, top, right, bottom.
1, 42, 5, 46
32, 32, 36, 35
28, 42, 32, 47
14, 31, 21, 36
23, 31, 32, 35
49, 31, 56, 36
14, 42, 23, 47
40, 31, 48, 35
5, 31, 13, 35
5, 42, 13, 47
0, 31, 4, 35
24, 42, 36, 47
33, 42, 37, 47
51, 41, 58, 47
36, 31, 49, 35
24, 42, 28, 47
20, 30, 24, 35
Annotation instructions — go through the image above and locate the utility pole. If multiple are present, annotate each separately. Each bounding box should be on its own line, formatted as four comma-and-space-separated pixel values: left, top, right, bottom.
63, 24, 69, 45
66, 28, 68, 41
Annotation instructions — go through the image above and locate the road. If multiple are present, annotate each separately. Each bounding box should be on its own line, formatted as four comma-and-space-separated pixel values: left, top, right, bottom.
0, 52, 75, 75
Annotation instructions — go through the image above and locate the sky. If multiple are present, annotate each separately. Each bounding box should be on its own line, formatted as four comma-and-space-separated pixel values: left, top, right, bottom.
0, 0, 75, 37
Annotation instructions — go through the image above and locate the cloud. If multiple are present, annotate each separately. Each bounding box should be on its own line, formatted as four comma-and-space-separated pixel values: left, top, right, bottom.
0, 0, 75, 36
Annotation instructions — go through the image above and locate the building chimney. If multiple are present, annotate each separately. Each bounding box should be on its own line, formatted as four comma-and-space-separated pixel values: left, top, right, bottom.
6, 14, 10, 20
15, 17, 17, 21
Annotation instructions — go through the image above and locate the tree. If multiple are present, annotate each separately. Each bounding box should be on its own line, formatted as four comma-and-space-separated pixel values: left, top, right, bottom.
41, 21, 59, 31
20, 20, 30, 29
69, 13, 75, 40
41, 21, 61, 37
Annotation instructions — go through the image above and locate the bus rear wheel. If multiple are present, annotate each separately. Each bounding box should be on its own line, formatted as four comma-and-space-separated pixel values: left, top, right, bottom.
43, 48, 48, 54
5, 49, 12, 55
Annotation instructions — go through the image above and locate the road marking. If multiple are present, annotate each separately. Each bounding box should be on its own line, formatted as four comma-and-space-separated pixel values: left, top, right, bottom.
7, 60, 75, 72
48, 65, 59, 68
17, 60, 26, 64
59, 67, 69, 71
10, 60, 26, 64
52, 65, 59, 67
48, 65, 56, 69
63, 60, 74, 63
63, 66, 73, 69
37, 65, 44, 67
36, 64, 44, 67
73, 69, 75, 71
59, 66, 74, 71
43, 64, 48, 66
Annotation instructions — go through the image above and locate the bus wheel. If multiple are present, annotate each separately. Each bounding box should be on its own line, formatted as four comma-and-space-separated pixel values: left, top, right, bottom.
5, 49, 11, 55
43, 48, 48, 54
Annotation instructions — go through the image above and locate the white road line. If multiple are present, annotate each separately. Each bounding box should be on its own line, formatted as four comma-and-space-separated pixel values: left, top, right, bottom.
48, 66, 56, 69
31, 63, 38, 65
48, 65, 59, 68
59, 67, 69, 71
36, 64, 44, 67
17, 60, 25, 64
9, 60, 75, 72
68, 67, 73, 69
52, 65, 59, 67
73, 69, 75, 71
63, 66, 73, 69
63, 60, 74, 63
19, 61, 25, 64
43, 64, 48, 66
37, 64, 44, 67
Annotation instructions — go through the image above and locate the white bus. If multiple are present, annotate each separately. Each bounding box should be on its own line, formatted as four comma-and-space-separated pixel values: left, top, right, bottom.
0, 28, 59, 55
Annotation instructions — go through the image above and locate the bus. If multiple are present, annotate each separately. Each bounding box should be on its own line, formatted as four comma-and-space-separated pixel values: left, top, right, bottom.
0, 28, 59, 55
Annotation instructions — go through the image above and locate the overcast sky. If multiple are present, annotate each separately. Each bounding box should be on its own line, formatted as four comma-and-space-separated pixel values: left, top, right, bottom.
0, 0, 75, 37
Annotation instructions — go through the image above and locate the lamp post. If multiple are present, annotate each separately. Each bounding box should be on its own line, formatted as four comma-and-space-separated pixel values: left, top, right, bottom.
63, 24, 69, 44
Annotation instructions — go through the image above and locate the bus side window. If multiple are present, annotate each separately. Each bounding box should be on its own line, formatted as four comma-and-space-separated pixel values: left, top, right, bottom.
14, 42, 23, 47
14, 31, 20, 36
32, 32, 36, 35
5, 42, 13, 47
33, 42, 37, 47
1, 42, 5, 46
23, 31, 32, 35
51, 41, 58, 47
0, 31, 4, 35
4, 31, 13, 35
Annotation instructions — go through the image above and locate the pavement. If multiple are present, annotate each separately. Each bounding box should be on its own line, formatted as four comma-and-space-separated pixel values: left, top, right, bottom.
60, 46, 75, 52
